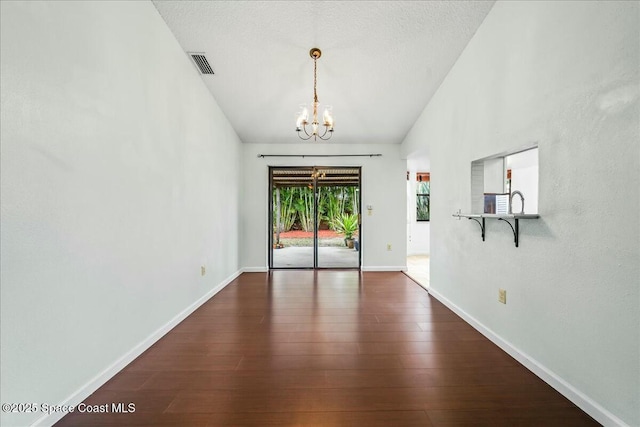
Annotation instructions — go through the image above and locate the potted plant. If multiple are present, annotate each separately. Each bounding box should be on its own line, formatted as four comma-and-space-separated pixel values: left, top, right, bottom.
334, 213, 359, 249
272, 224, 284, 249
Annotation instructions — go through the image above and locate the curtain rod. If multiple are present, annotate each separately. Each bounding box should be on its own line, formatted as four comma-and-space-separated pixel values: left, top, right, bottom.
257, 154, 382, 158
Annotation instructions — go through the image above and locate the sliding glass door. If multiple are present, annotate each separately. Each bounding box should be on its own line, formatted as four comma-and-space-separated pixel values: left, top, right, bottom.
269, 167, 361, 269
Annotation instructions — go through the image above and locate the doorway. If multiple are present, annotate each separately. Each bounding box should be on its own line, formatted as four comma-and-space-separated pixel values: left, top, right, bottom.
269, 166, 361, 269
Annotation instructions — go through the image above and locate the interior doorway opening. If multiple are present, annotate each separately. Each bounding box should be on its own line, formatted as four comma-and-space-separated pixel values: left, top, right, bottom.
269, 166, 361, 269
406, 157, 431, 289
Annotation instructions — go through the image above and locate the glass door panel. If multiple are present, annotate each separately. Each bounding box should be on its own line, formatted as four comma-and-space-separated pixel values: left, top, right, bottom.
271, 168, 314, 268
316, 169, 360, 268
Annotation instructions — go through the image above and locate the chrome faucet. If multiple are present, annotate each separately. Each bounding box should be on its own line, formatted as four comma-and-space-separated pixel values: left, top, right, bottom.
509, 190, 525, 214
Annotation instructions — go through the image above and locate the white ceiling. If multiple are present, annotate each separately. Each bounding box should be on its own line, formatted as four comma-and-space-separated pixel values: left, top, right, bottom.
152, 1, 495, 144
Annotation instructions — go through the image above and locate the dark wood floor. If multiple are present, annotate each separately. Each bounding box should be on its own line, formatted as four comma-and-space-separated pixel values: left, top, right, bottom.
56, 271, 599, 426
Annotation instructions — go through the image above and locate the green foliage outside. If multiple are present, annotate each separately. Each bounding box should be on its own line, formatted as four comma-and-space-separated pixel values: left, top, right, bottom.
275, 187, 296, 232
293, 187, 315, 232
332, 213, 359, 240
417, 181, 430, 221
272, 185, 359, 234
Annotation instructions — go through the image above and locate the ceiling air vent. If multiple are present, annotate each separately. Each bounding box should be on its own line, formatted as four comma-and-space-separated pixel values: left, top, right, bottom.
189, 52, 214, 75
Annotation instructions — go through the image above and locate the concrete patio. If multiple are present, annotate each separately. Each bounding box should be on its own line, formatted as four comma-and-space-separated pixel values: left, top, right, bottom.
272, 246, 360, 268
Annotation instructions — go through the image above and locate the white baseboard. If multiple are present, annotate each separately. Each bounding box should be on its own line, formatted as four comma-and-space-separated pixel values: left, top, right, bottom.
361, 265, 407, 272
427, 287, 628, 427
241, 266, 269, 273
32, 269, 242, 427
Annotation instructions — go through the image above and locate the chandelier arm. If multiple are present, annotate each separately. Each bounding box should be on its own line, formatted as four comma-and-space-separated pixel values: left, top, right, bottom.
322, 125, 334, 138
297, 125, 314, 140
298, 132, 311, 141
318, 128, 333, 141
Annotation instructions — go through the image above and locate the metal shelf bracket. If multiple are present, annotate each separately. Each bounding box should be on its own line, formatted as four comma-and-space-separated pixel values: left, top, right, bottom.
469, 217, 485, 242
498, 218, 519, 247
453, 213, 538, 248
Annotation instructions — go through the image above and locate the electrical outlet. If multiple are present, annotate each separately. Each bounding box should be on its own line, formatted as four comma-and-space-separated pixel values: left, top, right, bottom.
498, 289, 507, 304
201, 266, 206, 276
387, 244, 392, 251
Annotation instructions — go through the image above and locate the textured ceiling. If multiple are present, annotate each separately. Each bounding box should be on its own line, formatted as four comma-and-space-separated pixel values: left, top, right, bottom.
152, 1, 495, 144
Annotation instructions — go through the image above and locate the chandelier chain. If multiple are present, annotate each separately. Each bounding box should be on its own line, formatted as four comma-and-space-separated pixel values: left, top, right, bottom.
313, 57, 318, 103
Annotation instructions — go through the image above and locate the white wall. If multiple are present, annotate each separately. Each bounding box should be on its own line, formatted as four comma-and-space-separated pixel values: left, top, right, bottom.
483, 157, 505, 193
401, 1, 639, 426
0, 2, 241, 426
241, 144, 407, 271
507, 148, 539, 214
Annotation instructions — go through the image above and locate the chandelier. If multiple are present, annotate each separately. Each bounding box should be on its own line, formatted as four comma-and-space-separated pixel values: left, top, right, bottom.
295, 48, 334, 141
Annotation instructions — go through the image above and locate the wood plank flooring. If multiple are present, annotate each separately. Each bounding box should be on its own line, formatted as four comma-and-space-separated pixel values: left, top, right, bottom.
56, 271, 599, 426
